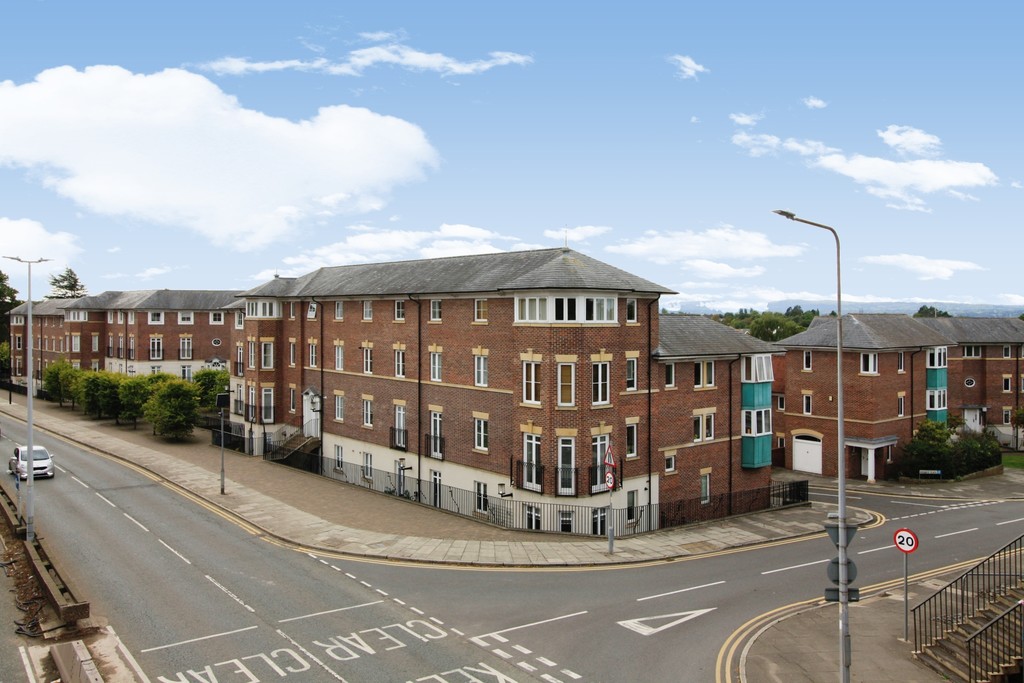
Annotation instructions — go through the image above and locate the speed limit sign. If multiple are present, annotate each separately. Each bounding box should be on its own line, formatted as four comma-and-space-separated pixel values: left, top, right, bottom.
894, 528, 919, 554
605, 470, 616, 489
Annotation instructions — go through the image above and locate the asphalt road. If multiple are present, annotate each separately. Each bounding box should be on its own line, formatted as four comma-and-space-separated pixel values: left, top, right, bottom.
2, 421, 1023, 683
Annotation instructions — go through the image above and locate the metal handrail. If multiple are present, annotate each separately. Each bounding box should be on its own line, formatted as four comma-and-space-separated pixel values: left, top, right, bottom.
966, 599, 1024, 683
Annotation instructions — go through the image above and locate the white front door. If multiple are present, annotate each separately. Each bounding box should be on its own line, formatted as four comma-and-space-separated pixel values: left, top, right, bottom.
963, 408, 983, 432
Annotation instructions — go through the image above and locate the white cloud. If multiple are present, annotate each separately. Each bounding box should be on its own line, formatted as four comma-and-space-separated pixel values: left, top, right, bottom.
1011, 180, 1022, 189
0, 217, 82, 282
814, 153, 998, 211
203, 42, 533, 78
682, 259, 765, 279
734, 123, 996, 211
607, 225, 803, 264
803, 96, 827, 109
860, 253, 984, 280
668, 55, 708, 80
729, 112, 763, 126
877, 124, 942, 157
0, 65, 439, 251
731, 132, 781, 157
258, 222, 522, 278
542, 225, 611, 243
690, 116, 700, 124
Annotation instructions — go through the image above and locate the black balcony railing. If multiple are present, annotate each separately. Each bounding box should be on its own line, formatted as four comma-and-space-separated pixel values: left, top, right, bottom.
515, 460, 545, 494
106, 346, 113, 357
390, 427, 408, 451
234, 361, 244, 376
556, 466, 578, 496
306, 457, 808, 537
424, 433, 445, 460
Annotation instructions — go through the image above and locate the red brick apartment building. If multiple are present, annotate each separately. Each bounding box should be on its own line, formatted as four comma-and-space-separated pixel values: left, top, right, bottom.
775, 313, 1010, 482
8, 290, 241, 388
917, 317, 1024, 447
229, 248, 780, 531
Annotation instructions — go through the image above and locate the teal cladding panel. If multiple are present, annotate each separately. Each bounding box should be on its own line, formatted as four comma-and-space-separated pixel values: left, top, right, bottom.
741, 381, 773, 409
742, 434, 772, 468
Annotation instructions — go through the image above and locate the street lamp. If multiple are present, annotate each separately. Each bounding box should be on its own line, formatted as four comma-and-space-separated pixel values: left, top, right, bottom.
4, 255, 52, 544
772, 210, 850, 682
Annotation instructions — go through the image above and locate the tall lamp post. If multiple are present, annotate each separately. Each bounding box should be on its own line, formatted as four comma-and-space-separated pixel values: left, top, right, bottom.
4, 255, 52, 544
772, 210, 849, 682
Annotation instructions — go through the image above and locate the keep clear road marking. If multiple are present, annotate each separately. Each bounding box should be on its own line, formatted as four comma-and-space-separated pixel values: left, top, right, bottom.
618, 608, 717, 636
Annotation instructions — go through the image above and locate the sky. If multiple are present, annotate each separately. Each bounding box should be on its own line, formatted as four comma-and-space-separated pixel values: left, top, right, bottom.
0, 1, 1021, 313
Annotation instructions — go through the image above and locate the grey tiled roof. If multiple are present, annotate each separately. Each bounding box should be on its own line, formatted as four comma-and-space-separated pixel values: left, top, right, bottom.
241, 248, 675, 298
8, 299, 76, 316
63, 290, 241, 311
655, 314, 781, 358
917, 317, 1024, 343
779, 314, 953, 350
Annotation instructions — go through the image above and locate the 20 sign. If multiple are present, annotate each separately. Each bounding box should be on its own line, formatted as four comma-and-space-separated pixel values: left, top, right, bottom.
894, 528, 919, 554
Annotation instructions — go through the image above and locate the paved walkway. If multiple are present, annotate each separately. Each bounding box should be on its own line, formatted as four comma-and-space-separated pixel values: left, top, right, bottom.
3, 397, 1022, 681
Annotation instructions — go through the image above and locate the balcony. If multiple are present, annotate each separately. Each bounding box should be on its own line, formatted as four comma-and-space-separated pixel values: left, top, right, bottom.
515, 461, 544, 493
556, 467, 578, 496
234, 361, 244, 377
390, 427, 408, 451
424, 433, 445, 460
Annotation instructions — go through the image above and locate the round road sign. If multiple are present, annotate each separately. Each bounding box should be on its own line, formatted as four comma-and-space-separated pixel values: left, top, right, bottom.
894, 528, 919, 554
605, 470, 615, 489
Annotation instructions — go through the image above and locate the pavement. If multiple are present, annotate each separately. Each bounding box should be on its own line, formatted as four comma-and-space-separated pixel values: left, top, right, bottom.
4, 397, 1024, 682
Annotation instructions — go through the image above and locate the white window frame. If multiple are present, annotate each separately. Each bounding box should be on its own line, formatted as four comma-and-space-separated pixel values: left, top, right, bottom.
927, 346, 948, 368
430, 299, 442, 321
362, 399, 373, 427
362, 300, 373, 321
897, 351, 905, 372
558, 362, 576, 406
261, 387, 274, 423
335, 395, 345, 421
742, 408, 772, 436
334, 344, 344, 371
149, 336, 163, 361
430, 351, 442, 382
625, 423, 638, 458
179, 311, 193, 325
149, 311, 163, 325
210, 311, 224, 325
626, 298, 637, 323
362, 452, 373, 478
475, 482, 488, 513
742, 354, 774, 382
1004, 376, 1013, 393
666, 453, 676, 472
394, 349, 405, 378
927, 388, 947, 411
306, 302, 317, 319
802, 350, 812, 371
394, 300, 405, 321
700, 473, 711, 505
803, 394, 812, 415
474, 299, 488, 322
474, 418, 489, 451
308, 342, 318, 368
664, 362, 675, 387
592, 362, 610, 405
898, 395, 905, 417
523, 362, 541, 404
625, 358, 638, 391
181, 337, 193, 360
523, 433, 541, 491
261, 341, 273, 369
363, 347, 373, 374
334, 301, 344, 320
860, 352, 878, 375
963, 345, 982, 358
474, 355, 488, 387
695, 360, 715, 388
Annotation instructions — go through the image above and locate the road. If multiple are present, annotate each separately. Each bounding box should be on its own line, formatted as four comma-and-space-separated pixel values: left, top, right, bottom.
2, 421, 1023, 682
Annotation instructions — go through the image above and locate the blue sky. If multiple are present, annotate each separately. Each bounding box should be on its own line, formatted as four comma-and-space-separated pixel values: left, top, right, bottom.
1, 1, 1020, 312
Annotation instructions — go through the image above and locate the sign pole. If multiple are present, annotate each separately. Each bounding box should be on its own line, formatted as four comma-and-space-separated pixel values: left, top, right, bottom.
903, 552, 909, 641
894, 527, 919, 641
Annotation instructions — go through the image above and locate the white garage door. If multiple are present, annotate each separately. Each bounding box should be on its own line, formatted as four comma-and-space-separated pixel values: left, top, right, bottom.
792, 435, 823, 475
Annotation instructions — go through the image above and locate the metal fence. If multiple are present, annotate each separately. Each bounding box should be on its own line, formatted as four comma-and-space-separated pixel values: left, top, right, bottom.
966, 599, 1024, 683
309, 456, 808, 537
914, 533, 1024, 653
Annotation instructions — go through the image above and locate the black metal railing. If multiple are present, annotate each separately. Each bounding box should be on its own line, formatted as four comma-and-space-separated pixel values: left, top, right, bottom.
556, 467, 578, 496
234, 361, 244, 376
515, 461, 545, 494
966, 599, 1024, 683
424, 433, 445, 460
308, 458, 808, 537
390, 427, 408, 451
914, 533, 1024, 653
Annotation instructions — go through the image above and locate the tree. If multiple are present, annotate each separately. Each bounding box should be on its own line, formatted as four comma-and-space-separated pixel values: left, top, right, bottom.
748, 312, 802, 342
1012, 408, 1024, 451
192, 368, 230, 411
144, 379, 200, 439
118, 377, 151, 429
0, 269, 20, 351
46, 267, 87, 299
913, 305, 950, 318
42, 358, 81, 407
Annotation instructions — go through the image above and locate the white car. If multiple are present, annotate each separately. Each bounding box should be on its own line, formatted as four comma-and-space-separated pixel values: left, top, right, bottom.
8, 445, 55, 480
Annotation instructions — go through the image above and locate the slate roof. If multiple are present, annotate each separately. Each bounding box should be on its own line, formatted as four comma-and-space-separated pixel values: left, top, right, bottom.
779, 313, 954, 350
917, 317, 1024, 344
240, 248, 675, 298
655, 314, 781, 358
9, 299, 75, 316
62, 290, 241, 311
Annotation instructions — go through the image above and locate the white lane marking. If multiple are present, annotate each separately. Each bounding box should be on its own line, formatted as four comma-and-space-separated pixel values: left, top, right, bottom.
618, 608, 717, 636
471, 611, 588, 645
107, 626, 152, 683
889, 500, 946, 508
206, 574, 256, 613
72, 476, 90, 488
278, 600, 384, 624
562, 671, 583, 680
276, 629, 348, 682
494, 649, 513, 659
123, 513, 149, 532
761, 558, 829, 575
637, 580, 725, 602
997, 517, 1024, 526
936, 528, 978, 538
141, 625, 258, 652
513, 644, 532, 654
810, 492, 862, 500
857, 545, 891, 555
95, 492, 117, 507
158, 539, 191, 564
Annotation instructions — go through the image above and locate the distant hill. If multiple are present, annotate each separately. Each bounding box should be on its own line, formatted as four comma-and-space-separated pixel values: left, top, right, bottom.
669, 299, 1024, 318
